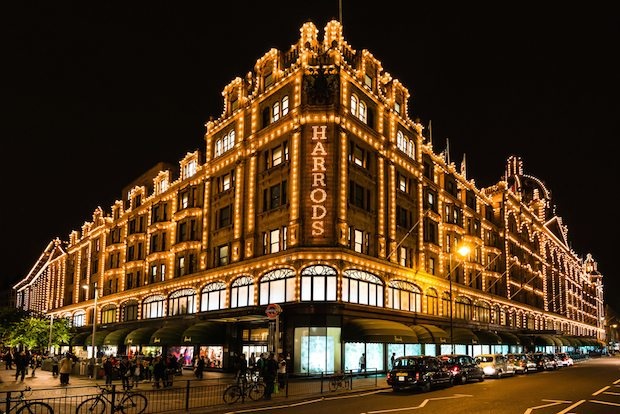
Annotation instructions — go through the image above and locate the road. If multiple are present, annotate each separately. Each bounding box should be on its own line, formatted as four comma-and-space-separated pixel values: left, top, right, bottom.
205, 357, 620, 414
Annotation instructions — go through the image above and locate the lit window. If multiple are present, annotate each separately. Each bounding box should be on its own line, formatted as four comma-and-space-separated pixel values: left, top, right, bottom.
218, 245, 229, 266
350, 94, 358, 116
354, 229, 363, 253
272, 146, 282, 166
272, 101, 280, 122
270, 229, 280, 253
395, 101, 401, 114
398, 175, 407, 192
358, 101, 367, 123
364, 74, 372, 89
183, 159, 197, 179
281, 96, 289, 116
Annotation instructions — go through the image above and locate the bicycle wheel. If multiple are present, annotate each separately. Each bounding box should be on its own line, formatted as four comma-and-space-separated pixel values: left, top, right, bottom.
223, 385, 242, 404
16, 401, 54, 414
248, 383, 265, 401
119, 392, 147, 414
75, 397, 105, 414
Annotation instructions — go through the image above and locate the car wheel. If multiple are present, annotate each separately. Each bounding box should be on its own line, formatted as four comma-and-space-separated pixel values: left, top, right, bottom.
421, 381, 431, 393
460, 373, 467, 384
478, 374, 484, 382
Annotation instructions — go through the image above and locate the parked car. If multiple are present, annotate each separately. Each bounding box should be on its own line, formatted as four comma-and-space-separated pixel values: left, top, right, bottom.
530, 352, 558, 371
438, 354, 485, 384
506, 353, 535, 374
386, 355, 454, 392
555, 352, 574, 367
475, 354, 516, 378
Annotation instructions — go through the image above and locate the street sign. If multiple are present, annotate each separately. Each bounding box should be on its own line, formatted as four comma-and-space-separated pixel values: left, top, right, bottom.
265, 303, 282, 319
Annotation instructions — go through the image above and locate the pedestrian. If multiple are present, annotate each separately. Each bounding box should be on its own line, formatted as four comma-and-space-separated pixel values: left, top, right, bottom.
51, 354, 59, 378
195, 355, 205, 380
153, 356, 166, 388
119, 356, 131, 390
30, 352, 42, 377
390, 352, 396, 369
130, 358, 141, 388
103, 356, 114, 385
236, 353, 248, 383
262, 353, 278, 400
359, 353, 366, 373
59, 353, 73, 386
277, 353, 287, 391
4, 350, 13, 370
14, 351, 28, 382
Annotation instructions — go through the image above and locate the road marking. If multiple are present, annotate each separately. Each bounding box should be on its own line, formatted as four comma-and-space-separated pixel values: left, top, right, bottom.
592, 386, 610, 396
614, 378, 620, 385
590, 400, 620, 407
362, 394, 472, 414
223, 397, 326, 413
523, 399, 572, 414
555, 400, 586, 414
603, 391, 620, 396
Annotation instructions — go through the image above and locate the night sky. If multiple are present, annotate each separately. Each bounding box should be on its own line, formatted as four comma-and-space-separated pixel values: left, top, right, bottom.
4, 2, 618, 311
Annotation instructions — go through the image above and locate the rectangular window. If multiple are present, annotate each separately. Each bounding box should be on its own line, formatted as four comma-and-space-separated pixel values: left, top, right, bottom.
398, 175, 407, 193
354, 229, 363, 253
270, 229, 280, 253
218, 205, 232, 228
364, 74, 372, 88
218, 245, 229, 266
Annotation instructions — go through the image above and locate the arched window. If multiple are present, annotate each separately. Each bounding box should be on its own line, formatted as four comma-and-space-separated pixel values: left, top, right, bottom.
230, 276, 255, 308
142, 295, 165, 319
396, 130, 415, 158
168, 288, 196, 316
492, 304, 502, 324
474, 301, 490, 323
281, 96, 289, 116
350, 94, 358, 116
72, 311, 85, 327
342, 269, 383, 307
101, 304, 117, 324
454, 296, 472, 320
441, 292, 450, 317
215, 129, 236, 157
272, 101, 280, 122
121, 300, 138, 322
201, 282, 227, 311
358, 100, 367, 123
300, 265, 337, 301
426, 288, 438, 315
259, 269, 295, 305
387, 280, 421, 312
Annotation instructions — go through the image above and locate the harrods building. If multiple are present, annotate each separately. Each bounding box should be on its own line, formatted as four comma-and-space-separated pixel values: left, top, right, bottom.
14, 20, 605, 374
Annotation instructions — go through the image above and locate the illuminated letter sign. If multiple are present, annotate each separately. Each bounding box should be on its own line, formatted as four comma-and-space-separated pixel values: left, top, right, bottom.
311, 126, 328, 236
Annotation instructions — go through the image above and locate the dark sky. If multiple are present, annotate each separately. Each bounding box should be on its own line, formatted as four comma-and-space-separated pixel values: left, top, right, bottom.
3, 2, 618, 311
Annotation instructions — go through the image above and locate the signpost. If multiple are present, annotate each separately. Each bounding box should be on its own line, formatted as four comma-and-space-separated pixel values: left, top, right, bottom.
265, 304, 283, 353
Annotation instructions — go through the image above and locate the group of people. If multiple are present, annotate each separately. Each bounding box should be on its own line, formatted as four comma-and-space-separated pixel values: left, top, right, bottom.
237, 352, 287, 400
102, 354, 181, 389
0, 348, 75, 385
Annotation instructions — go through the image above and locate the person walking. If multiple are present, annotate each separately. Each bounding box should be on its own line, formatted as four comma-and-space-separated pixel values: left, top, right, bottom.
262, 353, 278, 400
14, 351, 28, 382
30, 352, 42, 377
4, 349, 13, 370
103, 356, 114, 385
59, 353, 73, 386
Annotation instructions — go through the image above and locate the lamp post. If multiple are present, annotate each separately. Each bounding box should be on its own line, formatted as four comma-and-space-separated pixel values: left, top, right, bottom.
448, 244, 470, 354
83, 282, 98, 378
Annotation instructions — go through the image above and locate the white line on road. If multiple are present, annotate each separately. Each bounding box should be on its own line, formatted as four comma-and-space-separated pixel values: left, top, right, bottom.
590, 399, 620, 407
614, 378, 620, 385
555, 399, 586, 414
522, 399, 572, 414
361, 394, 472, 414
603, 391, 620, 396
592, 385, 610, 396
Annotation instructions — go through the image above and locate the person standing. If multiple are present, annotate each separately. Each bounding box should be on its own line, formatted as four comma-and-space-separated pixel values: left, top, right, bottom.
59, 353, 73, 386
390, 352, 396, 369
51, 354, 59, 378
195, 355, 205, 380
277, 353, 287, 391
119, 356, 131, 390
262, 353, 278, 400
103, 357, 114, 385
152, 356, 166, 388
14, 351, 28, 382
236, 353, 248, 383
359, 353, 366, 373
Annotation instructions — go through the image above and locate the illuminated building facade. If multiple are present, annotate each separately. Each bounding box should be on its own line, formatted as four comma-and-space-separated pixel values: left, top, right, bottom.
14, 21, 605, 373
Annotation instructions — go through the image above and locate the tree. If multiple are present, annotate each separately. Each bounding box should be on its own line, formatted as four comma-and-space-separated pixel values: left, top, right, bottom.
4, 314, 72, 352
0, 306, 29, 345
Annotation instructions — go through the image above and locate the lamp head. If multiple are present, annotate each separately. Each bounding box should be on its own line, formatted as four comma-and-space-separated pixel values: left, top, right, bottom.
456, 244, 471, 257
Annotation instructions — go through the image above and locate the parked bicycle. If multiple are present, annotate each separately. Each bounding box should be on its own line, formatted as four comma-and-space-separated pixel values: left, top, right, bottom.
223, 375, 265, 404
1, 386, 54, 414
329, 370, 351, 392
75, 384, 147, 414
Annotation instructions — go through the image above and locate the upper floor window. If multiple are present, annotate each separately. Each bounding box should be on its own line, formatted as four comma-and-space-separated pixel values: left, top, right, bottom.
73, 312, 85, 327
263, 181, 287, 212
142, 295, 165, 319
215, 129, 235, 157
217, 205, 232, 228
350, 93, 368, 124
216, 244, 229, 266
218, 170, 235, 193
101, 305, 117, 324
259, 268, 295, 305
349, 141, 370, 169
349, 181, 371, 211
230, 276, 255, 308
264, 72, 273, 88
151, 202, 169, 223
265, 141, 289, 169
200, 282, 226, 312
387, 280, 421, 312
394, 101, 401, 115
300, 265, 337, 301
121, 300, 138, 322
364, 74, 372, 89
182, 159, 197, 179
349, 227, 369, 254
168, 288, 196, 316
396, 130, 415, 158
263, 227, 287, 254
342, 269, 384, 307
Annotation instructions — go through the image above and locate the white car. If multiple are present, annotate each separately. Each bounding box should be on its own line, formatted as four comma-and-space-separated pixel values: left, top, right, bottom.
475, 354, 516, 378
555, 352, 574, 367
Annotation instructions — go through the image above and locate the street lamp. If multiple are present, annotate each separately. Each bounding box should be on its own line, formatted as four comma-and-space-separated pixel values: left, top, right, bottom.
83, 282, 98, 378
448, 244, 470, 354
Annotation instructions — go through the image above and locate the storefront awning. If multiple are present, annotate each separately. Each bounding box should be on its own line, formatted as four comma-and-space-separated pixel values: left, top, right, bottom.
473, 330, 503, 344
517, 335, 534, 347
103, 328, 134, 346
182, 322, 226, 345
449, 327, 479, 344
534, 334, 556, 346
554, 336, 571, 347
70, 331, 91, 347
496, 331, 521, 345
564, 336, 582, 347
342, 318, 418, 343
85, 330, 112, 347
149, 325, 187, 346
124, 327, 158, 346
410, 324, 448, 343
